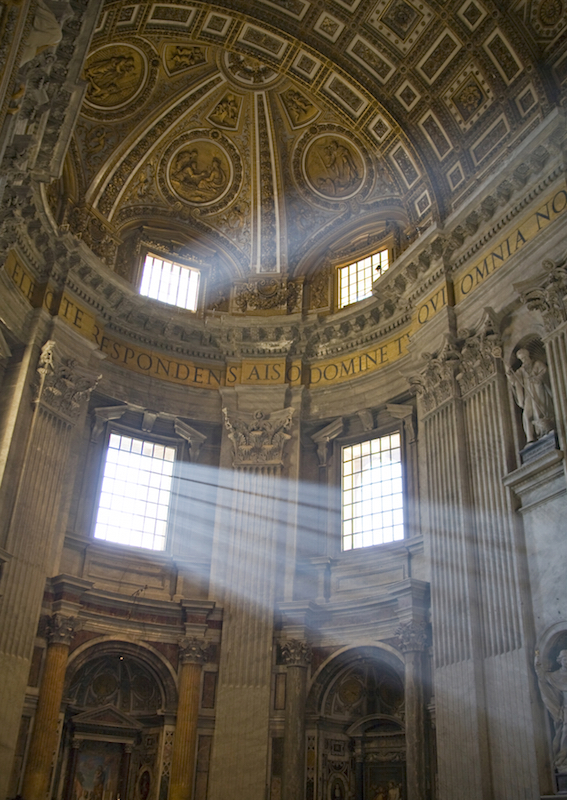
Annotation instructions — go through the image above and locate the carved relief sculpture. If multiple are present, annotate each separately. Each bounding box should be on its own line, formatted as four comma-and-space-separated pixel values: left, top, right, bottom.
84, 46, 145, 107
168, 143, 230, 205
506, 348, 554, 442
535, 649, 567, 770
304, 136, 364, 199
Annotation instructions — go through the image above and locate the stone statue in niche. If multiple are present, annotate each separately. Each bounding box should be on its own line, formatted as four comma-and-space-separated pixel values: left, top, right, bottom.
506, 348, 554, 443
535, 649, 567, 769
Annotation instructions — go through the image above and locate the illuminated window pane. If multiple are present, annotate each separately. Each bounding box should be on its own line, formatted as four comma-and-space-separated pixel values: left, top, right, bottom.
94, 434, 176, 551
139, 254, 200, 311
341, 432, 404, 550
338, 249, 390, 309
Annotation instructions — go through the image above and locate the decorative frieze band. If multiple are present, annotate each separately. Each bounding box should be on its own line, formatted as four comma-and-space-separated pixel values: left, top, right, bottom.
223, 407, 294, 468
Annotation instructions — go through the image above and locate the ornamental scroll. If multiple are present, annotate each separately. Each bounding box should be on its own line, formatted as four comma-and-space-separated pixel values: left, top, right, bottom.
223, 407, 294, 468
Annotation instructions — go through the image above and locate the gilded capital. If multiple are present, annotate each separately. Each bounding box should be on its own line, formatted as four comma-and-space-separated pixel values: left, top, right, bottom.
280, 639, 312, 667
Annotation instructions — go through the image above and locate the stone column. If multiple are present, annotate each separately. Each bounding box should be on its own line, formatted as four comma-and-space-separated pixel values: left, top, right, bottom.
169, 637, 208, 800
395, 621, 427, 800
0, 333, 100, 792
281, 639, 311, 800
21, 614, 77, 800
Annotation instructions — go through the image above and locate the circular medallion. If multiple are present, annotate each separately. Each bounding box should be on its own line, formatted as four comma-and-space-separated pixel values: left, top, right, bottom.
84, 44, 147, 109
338, 676, 363, 705
92, 672, 118, 697
303, 134, 365, 200
538, 0, 563, 24
168, 141, 232, 206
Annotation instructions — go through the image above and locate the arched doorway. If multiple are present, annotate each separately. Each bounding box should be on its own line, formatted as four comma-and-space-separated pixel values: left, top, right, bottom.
306, 647, 406, 800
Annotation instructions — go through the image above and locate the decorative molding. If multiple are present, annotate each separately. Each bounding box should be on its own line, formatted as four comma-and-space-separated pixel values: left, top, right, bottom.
223, 407, 294, 468
280, 639, 312, 667
311, 417, 343, 466
91, 405, 128, 442
174, 418, 207, 461
36, 341, 100, 423
231, 277, 303, 314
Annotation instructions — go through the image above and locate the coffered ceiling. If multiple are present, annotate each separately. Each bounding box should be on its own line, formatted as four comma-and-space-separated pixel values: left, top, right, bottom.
54, 0, 566, 288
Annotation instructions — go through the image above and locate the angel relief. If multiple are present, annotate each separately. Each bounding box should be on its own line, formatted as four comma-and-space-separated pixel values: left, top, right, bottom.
169, 145, 230, 204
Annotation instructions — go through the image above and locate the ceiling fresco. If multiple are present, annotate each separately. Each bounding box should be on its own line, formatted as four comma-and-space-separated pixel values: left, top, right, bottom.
49, 0, 565, 293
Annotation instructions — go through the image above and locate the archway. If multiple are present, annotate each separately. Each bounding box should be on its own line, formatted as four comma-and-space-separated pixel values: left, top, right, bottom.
53, 641, 178, 800
306, 647, 406, 800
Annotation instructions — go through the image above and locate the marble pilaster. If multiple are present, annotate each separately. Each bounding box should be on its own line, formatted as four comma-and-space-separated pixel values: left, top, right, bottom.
281, 639, 311, 800
170, 638, 208, 800
21, 614, 78, 800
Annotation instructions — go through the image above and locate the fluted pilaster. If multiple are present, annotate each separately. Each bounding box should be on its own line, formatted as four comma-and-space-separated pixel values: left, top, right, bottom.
170, 638, 209, 800
0, 336, 99, 790
208, 401, 296, 800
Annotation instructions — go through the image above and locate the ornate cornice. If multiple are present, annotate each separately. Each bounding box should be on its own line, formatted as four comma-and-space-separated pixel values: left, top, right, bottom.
280, 639, 312, 667
35, 340, 100, 423
223, 407, 294, 468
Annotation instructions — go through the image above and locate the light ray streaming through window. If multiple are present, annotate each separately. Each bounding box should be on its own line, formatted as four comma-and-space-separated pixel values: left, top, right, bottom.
94, 433, 176, 551
342, 432, 403, 550
139, 254, 200, 311
338, 249, 389, 308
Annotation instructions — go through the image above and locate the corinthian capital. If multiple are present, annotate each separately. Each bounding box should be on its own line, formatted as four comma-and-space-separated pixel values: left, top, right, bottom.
223, 407, 294, 468
280, 639, 312, 667
47, 613, 79, 646
409, 337, 461, 414
516, 258, 567, 334
35, 340, 100, 422
394, 621, 428, 653
179, 637, 209, 665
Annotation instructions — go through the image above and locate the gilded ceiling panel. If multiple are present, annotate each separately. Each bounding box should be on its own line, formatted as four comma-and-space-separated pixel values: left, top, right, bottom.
54, 0, 560, 279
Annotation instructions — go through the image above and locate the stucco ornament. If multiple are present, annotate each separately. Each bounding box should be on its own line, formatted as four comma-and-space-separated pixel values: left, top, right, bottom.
535, 649, 567, 768
506, 349, 554, 443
